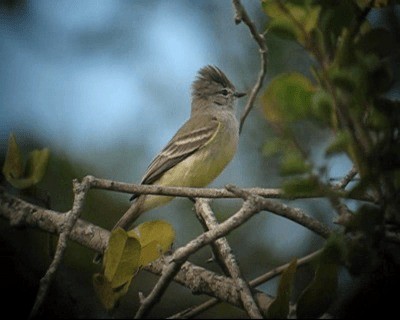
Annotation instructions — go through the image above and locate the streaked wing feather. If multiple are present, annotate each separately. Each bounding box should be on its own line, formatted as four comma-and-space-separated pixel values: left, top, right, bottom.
140, 118, 220, 185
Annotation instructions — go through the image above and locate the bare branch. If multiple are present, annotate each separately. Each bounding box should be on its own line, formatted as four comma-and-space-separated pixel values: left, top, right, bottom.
195, 199, 262, 318
167, 249, 321, 319
0, 190, 275, 314
29, 176, 92, 318
332, 166, 358, 190
134, 195, 264, 318
232, 0, 268, 133
86, 175, 374, 202
226, 185, 332, 239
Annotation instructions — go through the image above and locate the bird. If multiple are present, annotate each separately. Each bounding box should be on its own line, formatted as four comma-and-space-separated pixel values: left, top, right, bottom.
113, 65, 245, 231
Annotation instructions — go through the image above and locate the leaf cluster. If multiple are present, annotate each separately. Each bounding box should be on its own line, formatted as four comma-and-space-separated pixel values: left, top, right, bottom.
93, 221, 175, 310
2, 133, 50, 189
261, 0, 400, 316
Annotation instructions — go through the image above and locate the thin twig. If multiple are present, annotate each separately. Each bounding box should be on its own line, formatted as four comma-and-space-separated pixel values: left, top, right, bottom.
226, 184, 332, 239
232, 0, 268, 133
195, 199, 263, 318
333, 166, 358, 190
28, 177, 91, 318
168, 249, 321, 319
86, 175, 374, 202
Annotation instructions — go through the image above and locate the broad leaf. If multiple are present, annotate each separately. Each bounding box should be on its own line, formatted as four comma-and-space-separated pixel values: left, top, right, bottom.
129, 220, 175, 267
2, 133, 24, 181
103, 228, 141, 288
93, 273, 131, 311
262, 73, 315, 128
2, 133, 50, 189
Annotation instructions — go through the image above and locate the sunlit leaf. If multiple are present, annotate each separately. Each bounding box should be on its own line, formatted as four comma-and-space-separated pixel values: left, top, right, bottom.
129, 220, 175, 267
103, 228, 141, 288
267, 258, 297, 318
25, 148, 50, 185
2, 133, 50, 189
2, 133, 24, 181
296, 235, 344, 318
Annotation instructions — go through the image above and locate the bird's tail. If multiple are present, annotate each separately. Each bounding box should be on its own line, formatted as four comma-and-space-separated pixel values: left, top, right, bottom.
93, 196, 146, 264
112, 195, 146, 231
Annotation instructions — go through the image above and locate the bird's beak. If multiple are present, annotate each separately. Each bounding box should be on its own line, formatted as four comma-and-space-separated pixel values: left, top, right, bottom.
234, 91, 247, 98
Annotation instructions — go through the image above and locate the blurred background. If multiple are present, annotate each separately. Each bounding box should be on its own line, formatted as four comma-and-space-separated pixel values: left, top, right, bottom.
1, 0, 388, 318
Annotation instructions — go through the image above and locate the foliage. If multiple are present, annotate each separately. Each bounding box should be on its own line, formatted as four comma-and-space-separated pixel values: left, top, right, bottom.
2, 133, 50, 189
261, 0, 399, 317
93, 221, 175, 310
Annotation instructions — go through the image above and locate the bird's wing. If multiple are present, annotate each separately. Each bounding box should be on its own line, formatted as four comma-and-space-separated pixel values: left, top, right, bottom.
141, 114, 220, 185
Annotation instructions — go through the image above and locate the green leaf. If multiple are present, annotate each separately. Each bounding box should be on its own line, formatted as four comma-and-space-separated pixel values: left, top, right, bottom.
262, 137, 289, 158
325, 131, 352, 156
129, 220, 175, 267
267, 258, 297, 318
93, 273, 131, 311
328, 67, 358, 93
311, 90, 335, 126
103, 228, 141, 288
262, 73, 315, 127
280, 151, 311, 176
282, 176, 321, 198
296, 235, 343, 318
2, 133, 24, 181
262, 0, 321, 45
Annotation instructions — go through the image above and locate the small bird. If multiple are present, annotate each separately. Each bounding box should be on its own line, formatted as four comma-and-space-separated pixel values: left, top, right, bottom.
113, 65, 245, 231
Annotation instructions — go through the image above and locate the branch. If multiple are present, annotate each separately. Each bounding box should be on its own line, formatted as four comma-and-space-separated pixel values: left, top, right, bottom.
195, 198, 262, 318
232, 0, 268, 133
134, 194, 264, 318
0, 191, 275, 314
168, 249, 321, 319
85, 175, 374, 202
29, 177, 92, 318
226, 185, 332, 239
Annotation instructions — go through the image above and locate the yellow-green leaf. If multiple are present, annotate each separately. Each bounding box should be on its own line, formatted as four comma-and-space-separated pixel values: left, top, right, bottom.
103, 228, 141, 288
2, 133, 50, 189
2, 133, 24, 181
267, 258, 297, 318
25, 148, 50, 185
93, 273, 131, 311
129, 220, 175, 267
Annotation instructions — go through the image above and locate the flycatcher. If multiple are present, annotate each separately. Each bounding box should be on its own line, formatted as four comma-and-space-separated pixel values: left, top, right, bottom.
113, 65, 245, 231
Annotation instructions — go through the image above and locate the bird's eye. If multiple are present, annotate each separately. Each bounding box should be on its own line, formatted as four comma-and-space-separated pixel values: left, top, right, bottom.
220, 89, 229, 96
